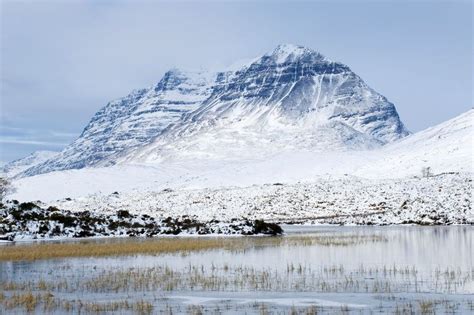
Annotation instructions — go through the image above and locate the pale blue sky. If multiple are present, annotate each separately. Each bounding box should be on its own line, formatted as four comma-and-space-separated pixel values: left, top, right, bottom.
1, 0, 472, 162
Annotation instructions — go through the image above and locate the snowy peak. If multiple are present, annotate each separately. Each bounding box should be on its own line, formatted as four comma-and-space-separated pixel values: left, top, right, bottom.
121, 45, 409, 164
153, 68, 217, 95
201, 45, 402, 129
265, 44, 326, 64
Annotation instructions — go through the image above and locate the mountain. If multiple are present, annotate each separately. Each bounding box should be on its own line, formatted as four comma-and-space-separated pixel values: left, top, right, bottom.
122, 44, 409, 163
23, 44, 409, 175
23, 69, 219, 176
1, 151, 58, 178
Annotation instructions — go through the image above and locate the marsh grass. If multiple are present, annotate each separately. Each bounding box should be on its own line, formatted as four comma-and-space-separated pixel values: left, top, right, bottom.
1, 232, 471, 314
0, 233, 387, 261
1, 273, 472, 315
0, 237, 242, 261
2, 263, 471, 295
1, 292, 468, 315
0, 292, 154, 315
393, 299, 462, 315
2, 291, 39, 312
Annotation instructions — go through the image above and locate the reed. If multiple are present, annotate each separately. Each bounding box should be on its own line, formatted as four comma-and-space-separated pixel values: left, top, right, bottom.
0, 237, 243, 261
2, 262, 471, 296
0, 233, 386, 261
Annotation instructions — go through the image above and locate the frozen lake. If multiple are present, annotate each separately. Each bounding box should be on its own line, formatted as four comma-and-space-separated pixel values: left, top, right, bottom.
1, 225, 473, 314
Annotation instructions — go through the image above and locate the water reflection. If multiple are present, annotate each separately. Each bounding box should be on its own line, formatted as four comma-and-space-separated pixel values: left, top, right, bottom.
0, 226, 472, 314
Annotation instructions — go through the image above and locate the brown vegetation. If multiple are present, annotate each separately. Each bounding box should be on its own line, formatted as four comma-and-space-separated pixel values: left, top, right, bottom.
0, 237, 242, 261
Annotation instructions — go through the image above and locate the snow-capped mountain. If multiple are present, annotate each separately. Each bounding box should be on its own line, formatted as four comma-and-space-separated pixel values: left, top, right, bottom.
23, 69, 219, 176
23, 44, 409, 175
123, 44, 408, 163
1, 151, 58, 178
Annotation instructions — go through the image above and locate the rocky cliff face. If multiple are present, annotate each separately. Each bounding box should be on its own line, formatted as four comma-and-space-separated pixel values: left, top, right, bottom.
124, 44, 409, 163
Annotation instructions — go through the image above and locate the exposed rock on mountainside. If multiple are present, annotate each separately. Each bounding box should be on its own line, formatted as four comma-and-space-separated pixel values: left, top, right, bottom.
124, 44, 409, 163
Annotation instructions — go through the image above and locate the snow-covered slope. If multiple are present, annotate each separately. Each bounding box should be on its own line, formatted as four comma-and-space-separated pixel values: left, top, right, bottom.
22, 69, 219, 176
355, 108, 474, 178
1, 151, 58, 178
9, 109, 472, 203
124, 44, 408, 164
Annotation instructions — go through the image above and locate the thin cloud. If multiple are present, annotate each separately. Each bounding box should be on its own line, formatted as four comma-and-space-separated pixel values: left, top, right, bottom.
49, 131, 79, 138
0, 125, 78, 138
0, 138, 68, 147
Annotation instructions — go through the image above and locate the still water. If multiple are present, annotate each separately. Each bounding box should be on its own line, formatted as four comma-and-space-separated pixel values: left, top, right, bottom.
1, 225, 473, 314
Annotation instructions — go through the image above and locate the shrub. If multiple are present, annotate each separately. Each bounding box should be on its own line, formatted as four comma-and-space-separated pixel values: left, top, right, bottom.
19, 202, 38, 211
117, 210, 131, 218
421, 166, 432, 178
0, 177, 14, 201
49, 212, 76, 227
253, 220, 283, 235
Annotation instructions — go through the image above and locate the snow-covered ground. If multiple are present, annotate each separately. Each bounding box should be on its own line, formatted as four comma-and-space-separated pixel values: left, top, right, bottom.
39, 173, 472, 225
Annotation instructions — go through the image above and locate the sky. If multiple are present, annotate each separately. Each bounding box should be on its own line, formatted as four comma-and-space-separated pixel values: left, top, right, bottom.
0, 0, 472, 163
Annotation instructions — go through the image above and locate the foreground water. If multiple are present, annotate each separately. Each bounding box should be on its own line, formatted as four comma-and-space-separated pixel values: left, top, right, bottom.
1, 225, 473, 314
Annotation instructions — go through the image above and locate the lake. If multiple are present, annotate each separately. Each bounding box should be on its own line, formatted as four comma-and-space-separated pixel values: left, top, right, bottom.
1, 225, 473, 314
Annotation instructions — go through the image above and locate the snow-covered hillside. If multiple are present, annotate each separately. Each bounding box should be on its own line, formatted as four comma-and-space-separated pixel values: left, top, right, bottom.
22, 69, 219, 176
355, 109, 474, 178
1, 151, 58, 178
123, 44, 408, 164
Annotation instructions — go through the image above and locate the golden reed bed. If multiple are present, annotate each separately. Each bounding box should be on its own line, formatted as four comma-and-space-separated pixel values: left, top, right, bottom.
0, 237, 243, 261
0, 233, 387, 261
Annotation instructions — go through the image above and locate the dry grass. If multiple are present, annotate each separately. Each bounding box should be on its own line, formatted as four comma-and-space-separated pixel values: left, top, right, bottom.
418, 300, 435, 314
0, 233, 387, 262
3, 262, 470, 295
0, 237, 244, 261
0, 291, 154, 315
1, 263, 472, 314
2, 292, 39, 312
